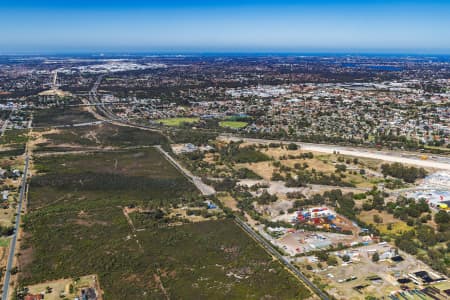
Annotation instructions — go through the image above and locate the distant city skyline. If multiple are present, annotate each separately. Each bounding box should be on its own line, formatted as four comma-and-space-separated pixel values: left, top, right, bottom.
1, 0, 450, 54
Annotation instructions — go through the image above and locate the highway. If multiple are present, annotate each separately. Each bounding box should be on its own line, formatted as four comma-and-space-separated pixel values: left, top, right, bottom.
88, 75, 124, 121
1, 154, 29, 300
85, 75, 166, 134
84, 75, 450, 173
82, 77, 446, 299
83, 76, 330, 299
4, 74, 441, 300
219, 136, 450, 171
234, 217, 330, 300
85, 79, 450, 172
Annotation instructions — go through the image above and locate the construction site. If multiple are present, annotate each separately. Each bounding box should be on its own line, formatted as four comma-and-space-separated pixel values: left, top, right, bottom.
267, 207, 370, 256
292, 207, 360, 233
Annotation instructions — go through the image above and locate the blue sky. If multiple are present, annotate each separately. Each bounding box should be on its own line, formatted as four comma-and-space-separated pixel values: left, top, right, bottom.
1, 0, 449, 54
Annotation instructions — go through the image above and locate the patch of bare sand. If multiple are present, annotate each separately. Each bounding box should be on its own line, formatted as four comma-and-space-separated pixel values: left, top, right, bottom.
28, 128, 60, 150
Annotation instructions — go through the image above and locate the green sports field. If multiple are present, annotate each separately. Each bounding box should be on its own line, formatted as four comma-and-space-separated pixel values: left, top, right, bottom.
156, 117, 200, 126
219, 120, 248, 128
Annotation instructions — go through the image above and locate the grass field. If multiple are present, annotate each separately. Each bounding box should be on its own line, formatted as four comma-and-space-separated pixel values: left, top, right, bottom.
219, 121, 248, 129
236, 161, 276, 181
217, 192, 239, 211
156, 117, 200, 127
424, 145, 450, 154
359, 210, 411, 235
0, 237, 9, 247
20, 149, 310, 299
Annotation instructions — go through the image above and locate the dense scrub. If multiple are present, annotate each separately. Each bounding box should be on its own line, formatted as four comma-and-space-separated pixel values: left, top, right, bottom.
33, 106, 97, 127
0, 129, 27, 158
29, 149, 195, 209
20, 149, 310, 299
381, 162, 427, 183
219, 142, 270, 163
166, 128, 218, 145
35, 123, 169, 151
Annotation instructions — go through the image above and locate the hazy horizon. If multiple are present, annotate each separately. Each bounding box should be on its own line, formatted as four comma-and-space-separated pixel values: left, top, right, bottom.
1, 0, 450, 54
1, 50, 450, 57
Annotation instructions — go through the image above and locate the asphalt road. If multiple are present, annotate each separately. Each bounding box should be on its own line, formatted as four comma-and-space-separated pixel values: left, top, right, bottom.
83, 75, 450, 172
62, 77, 334, 299
81, 78, 437, 300
219, 135, 450, 170
234, 217, 330, 300
2, 155, 29, 300
154, 145, 215, 196
156, 141, 329, 298
153, 145, 330, 297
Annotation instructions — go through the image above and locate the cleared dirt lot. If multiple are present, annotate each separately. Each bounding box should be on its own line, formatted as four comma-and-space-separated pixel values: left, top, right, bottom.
26, 274, 102, 300
277, 230, 359, 256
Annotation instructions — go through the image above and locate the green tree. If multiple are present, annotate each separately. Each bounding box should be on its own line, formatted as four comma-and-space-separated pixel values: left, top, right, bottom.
417, 225, 437, 247
316, 251, 329, 262
335, 164, 347, 173
372, 252, 380, 262
435, 211, 450, 224
373, 214, 383, 224
327, 256, 338, 266
287, 143, 298, 150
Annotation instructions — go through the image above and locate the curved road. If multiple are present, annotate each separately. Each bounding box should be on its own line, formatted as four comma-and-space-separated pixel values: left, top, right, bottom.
82, 76, 447, 300
85, 74, 450, 172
